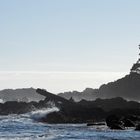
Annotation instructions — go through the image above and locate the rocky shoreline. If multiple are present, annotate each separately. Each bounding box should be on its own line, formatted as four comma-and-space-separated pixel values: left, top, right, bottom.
0, 88, 140, 132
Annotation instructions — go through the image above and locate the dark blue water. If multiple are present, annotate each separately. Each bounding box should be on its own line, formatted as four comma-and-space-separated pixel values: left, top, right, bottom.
0, 110, 140, 140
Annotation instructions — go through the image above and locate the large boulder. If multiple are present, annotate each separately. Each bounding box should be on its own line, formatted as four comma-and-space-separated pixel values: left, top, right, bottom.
106, 115, 125, 130
41, 111, 68, 123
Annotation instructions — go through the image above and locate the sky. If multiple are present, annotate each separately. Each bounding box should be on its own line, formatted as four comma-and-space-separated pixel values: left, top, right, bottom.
0, 0, 140, 93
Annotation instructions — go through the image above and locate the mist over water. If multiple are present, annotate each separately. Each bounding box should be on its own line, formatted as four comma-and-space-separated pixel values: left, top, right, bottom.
0, 71, 127, 93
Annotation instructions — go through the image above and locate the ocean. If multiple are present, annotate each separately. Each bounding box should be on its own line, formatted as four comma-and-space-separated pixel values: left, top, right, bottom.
0, 107, 140, 140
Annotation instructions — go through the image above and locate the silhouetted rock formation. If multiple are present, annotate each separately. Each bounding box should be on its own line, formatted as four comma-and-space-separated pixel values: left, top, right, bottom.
106, 114, 140, 130
98, 73, 140, 101
35, 89, 140, 124
0, 88, 140, 125
69, 97, 75, 102
59, 73, 140, 102
0, 101, 33, 115
77, 97, 140, 111
0, 88, 45, 102
58, 88, 98, 101
36, 89, 106, 123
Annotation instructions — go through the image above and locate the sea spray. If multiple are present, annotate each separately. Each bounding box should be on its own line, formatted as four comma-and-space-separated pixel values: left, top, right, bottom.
0, 98, 5, 104
30, 107, 59, 121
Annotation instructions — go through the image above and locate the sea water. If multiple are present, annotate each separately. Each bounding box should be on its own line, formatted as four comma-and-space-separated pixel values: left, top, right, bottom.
0, 108, 140, 140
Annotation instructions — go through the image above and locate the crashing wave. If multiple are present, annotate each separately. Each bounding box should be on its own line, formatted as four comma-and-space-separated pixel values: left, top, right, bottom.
0, 98, 5, 104
29, 107, 59, 121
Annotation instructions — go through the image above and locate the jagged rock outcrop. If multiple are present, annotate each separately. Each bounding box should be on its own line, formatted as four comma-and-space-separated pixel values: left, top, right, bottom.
36, 89, 106, 123
106, 114, 140, 130
98, 73, 140, 101
0, 88, 140, 124
59, 73, 140, 102
58, 88, 98, 101
35, 89, 140, 124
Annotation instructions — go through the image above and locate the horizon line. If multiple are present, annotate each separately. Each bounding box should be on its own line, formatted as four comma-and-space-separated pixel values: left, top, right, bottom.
0, 71, 128, 74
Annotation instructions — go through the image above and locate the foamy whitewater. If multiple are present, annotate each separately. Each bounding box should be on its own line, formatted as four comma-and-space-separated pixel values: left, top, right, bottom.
29, 107, 59, 121
0, 107, 140, 140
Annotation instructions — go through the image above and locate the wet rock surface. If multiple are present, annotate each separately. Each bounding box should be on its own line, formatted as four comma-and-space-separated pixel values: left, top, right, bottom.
106, 114, 140, 130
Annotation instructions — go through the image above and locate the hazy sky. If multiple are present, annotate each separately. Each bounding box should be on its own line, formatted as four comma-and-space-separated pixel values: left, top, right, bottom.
0, 0, 140, 93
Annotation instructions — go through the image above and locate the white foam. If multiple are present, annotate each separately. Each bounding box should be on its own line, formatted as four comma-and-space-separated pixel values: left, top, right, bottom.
0, 99, 5, 104
29, 107, 59, 121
